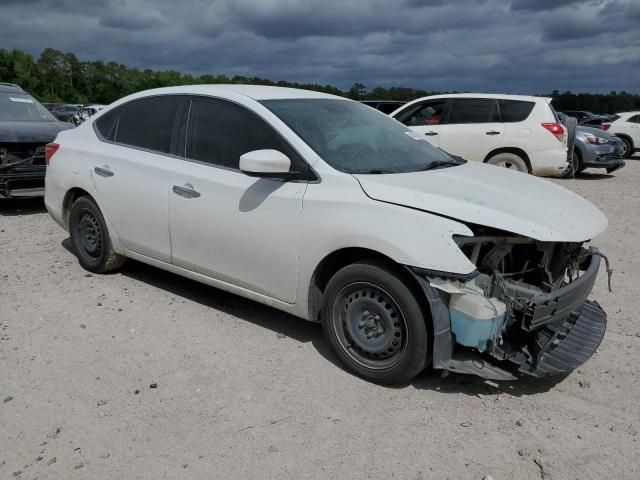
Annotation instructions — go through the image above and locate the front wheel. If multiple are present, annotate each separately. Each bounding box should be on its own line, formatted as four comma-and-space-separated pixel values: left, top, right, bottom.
321, 261, 429, 385
69, 196, 125, 273
486, 152, 529, 173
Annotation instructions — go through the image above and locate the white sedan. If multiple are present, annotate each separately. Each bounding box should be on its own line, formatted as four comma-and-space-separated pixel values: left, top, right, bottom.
45, 85, 608, 384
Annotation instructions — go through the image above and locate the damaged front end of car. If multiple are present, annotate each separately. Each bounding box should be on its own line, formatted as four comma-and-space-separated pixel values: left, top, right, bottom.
410, 229, 608, 381
0, 143, 47, 198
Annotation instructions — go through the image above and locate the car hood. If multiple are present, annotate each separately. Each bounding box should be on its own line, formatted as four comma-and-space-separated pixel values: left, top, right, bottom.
0, 121, 74, 143
577, 125, 618, 140
354, 162, 607, 242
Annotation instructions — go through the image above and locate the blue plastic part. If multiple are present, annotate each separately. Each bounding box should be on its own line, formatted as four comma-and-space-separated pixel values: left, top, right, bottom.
450, 310, 506, 351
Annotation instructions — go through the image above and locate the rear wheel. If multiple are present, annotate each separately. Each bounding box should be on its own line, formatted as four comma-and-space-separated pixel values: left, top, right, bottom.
69, 196, 125, 273
486, 152, 529, 173
618, 136, 633, 158
321, 261, 429, 385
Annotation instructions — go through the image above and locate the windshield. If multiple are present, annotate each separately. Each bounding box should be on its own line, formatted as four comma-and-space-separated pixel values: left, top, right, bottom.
0, 93, 57, 122
261, 99, 460, 174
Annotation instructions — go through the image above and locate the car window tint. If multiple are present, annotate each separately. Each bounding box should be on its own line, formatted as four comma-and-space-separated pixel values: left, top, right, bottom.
448, 99, 495, 124
185, 97, 299, 171
94, 108, 121, 141
627, 115, 640, 123
397, 100, 447, 126
498, 100, 535, 122
115, 96, 180, 153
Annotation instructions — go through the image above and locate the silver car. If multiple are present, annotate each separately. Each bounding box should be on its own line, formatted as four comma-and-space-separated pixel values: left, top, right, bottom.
567, 125, 625, 176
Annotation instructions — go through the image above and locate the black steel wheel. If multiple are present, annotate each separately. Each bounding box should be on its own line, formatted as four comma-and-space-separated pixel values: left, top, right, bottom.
69, 196, 125, 273
321, 261, 429, 384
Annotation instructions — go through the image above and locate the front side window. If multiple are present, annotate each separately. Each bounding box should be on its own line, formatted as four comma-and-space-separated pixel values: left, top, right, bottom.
397, 100, 447, 126
262, 99, 461, 174
94, 96, 181, 153
448, 98, 496, 124
185, 97, 304, 174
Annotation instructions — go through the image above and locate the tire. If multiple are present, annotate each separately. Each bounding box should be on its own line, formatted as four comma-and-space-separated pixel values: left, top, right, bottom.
486, 152, 529, 173
321, 260, 429, 385
69, 196, 125, 273
563, 148, 583, 178
618, 136, 633, 159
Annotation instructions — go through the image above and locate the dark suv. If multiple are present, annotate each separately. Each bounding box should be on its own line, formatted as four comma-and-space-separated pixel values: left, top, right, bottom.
0, 83, 73, 198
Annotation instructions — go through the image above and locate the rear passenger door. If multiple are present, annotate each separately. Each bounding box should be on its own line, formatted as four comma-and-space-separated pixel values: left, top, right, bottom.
438, 98, 503, 161
392, 99, 449, 147
91, 95, 183, 262
167, 96, 308, 303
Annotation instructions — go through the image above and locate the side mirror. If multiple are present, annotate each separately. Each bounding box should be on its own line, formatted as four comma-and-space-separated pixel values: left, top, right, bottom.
239, 149, 291, 177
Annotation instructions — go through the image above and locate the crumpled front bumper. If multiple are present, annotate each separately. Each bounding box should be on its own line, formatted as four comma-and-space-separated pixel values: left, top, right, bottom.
410, 249, 607, 380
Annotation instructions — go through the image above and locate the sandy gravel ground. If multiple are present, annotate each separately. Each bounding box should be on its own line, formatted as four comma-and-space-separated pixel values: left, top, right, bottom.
1, 156, 639, 480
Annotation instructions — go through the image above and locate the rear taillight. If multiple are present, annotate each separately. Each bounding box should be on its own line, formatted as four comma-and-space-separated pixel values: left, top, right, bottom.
44, 143, 59, 165
541, 123, 565, 142
601, 123, 611, 131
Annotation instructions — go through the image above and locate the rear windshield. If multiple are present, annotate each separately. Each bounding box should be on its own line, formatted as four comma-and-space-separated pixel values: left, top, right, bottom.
0, 93, 57, 122
261, 99, 458, 174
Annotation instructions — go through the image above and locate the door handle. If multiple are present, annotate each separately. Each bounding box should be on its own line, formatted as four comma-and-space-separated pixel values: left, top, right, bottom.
172, 183, 201, 199
424, 131, 438, 136
94, 166, 114, 177
485, 130, 501, 135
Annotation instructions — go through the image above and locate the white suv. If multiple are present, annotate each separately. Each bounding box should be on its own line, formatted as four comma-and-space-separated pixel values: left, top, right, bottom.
603, 111, 640, 158
390, 93, 569, 176
45, 85, 607, 385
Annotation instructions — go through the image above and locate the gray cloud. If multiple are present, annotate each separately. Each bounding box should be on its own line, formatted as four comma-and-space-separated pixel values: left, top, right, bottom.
0, 0, 638, 94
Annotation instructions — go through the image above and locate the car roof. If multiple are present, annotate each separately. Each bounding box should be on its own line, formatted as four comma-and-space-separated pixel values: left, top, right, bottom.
0, 83, 26, 94
122, 84, 347, 102
616, 111, 640, 116
414, 93, 550, 102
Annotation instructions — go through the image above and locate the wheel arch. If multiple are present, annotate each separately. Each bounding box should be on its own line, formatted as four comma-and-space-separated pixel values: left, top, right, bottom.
483, 147, 532, 173
308, 247, 432, 328
614, 133, 635, 150
62, 187, 94, 228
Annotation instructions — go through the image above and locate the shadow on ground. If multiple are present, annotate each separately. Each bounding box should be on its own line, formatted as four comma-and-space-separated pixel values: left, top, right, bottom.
61, 248, 563, 397
0, 197, 47, 216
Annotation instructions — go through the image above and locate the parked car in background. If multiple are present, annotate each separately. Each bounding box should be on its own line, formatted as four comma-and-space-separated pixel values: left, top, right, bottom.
50, 104, 82, 123
391, 93, 570, 176
562, 110, 601, 125
46, 85, 608, 385
360, 100, 407, 114
0, 83, 73, 198
71, 104, 106, 125
601, 112, 640, 158
566, 123, 625, 175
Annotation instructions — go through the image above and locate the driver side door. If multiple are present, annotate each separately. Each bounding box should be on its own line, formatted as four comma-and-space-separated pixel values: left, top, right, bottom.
392, 99, 450, 147
168, 96, 310, 303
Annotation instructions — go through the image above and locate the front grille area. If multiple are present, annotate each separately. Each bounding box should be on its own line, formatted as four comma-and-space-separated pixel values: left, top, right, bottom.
0, 142, 46, 166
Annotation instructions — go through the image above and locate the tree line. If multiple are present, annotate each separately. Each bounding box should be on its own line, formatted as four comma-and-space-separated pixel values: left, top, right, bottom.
1, 48, 639, 114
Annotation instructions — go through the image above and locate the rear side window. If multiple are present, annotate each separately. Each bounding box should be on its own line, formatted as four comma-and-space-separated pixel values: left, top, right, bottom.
94, 109, 120, 141
627, 115, 640, 124
185, 97, 304, 173
498, 100, 535, 122
448, 99, 496, 124
115, 96, 180, 153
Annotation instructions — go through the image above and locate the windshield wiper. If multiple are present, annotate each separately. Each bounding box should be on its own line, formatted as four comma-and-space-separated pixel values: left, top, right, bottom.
419, 158, 465, 171
362, 169, 395, 174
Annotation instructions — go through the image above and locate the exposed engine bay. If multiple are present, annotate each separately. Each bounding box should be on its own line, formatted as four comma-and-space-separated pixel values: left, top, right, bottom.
424, 228, 608, 380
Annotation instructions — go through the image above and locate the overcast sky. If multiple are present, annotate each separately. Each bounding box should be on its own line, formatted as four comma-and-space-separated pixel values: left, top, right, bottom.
1, 0, 638, 93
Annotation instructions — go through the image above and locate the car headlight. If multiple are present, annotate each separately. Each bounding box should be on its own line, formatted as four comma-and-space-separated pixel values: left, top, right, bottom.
584, 134, 609, 145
